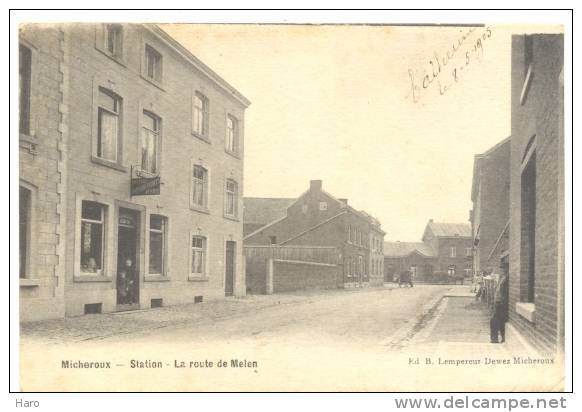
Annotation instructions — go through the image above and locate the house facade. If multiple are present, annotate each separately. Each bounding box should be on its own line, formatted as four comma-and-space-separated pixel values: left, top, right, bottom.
422, 220, 473, 279
19, 24, 250, 320
384, 220, 472, 283
244, 180, 385, 287
470, 137, 511, 276
383, 242, 436, 283
508, 34, 564, 354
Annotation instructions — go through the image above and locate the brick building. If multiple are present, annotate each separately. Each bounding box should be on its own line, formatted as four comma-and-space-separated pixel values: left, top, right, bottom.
383, 242, 436, 282
244, 180, 385, 287
19, 24, 250, 319
383, 220, 472, 283
422, 220, 473, 279
508, 34, 564, 354
470, 137, 511, 275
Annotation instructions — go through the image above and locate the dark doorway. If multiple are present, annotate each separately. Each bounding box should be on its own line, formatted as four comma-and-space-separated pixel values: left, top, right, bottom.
117, 208, 140, 308
225, 241, 236, 296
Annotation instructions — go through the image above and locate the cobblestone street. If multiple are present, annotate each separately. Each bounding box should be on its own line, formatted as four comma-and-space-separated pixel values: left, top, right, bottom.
21, 284, 442, 345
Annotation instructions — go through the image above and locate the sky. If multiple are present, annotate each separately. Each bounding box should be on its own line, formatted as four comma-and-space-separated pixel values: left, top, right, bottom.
162, 24, 554, 241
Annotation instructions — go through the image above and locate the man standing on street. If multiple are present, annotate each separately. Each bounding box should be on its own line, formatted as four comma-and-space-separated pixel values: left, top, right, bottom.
490, 272, 509, 343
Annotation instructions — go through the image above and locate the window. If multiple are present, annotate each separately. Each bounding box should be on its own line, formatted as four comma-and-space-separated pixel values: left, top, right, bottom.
269, 236, 277, 245
19, 186, 31, 278
149, 215, 166, 275
192, 92, 209, 138
140, 111, 160, 174
80, 201, 105, 274
319, 202, 328, 211
192, 165, 208, 209
347, 225, 351, 243
191, 236, 206, 277
448, 265, 456, 277
225, 179, 238, 218
521, 152, 536, 303
106, 24, 123, 58
450, 247, 457, 258
97, 88, 121, 162
19, 44, 32, 135
225, 115, 238, 153
524, 35, 533, 76
345, 257, 352, 278
465, 247, 472, 257
145, 45, 162, 83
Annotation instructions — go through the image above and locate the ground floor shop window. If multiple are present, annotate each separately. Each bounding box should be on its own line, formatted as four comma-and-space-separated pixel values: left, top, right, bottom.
191, 235, 207, 277
149, 214, 166, 275
81, 201, 106, 274
358, 256, 364, 278
345, 257, 351, 278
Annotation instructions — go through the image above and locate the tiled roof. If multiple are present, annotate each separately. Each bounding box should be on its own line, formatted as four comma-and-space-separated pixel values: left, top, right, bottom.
383, 241, 436, 258
427, 221, 472, 238
243, 197, 295, 225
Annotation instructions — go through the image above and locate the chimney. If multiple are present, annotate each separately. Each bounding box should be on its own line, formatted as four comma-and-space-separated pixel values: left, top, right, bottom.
429, 218, 434, 222
310, 180, 322, 191
338, 198, 348, 205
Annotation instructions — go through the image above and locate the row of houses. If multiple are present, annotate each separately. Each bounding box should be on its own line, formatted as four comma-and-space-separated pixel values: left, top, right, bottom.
470, 34, 564, 355
242, 179, 475, 290
19, 23, 249, 321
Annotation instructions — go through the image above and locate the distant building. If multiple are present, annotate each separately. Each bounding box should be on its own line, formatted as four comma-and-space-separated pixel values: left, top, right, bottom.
508, 34, 564, 354
244, 180, 385, 287
19, 24, 250, 320
383, 242, 436, 282
470, 137, 511, 275
421, 220, 473, 279
383, 220, 472, 282
243, 197, 294, 237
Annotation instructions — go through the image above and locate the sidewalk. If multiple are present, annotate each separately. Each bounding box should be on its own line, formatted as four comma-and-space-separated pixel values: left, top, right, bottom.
411, 289, 538, 358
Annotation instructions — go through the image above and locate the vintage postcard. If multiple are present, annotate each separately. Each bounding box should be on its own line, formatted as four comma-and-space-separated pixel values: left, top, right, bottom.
15, 19, 567, 392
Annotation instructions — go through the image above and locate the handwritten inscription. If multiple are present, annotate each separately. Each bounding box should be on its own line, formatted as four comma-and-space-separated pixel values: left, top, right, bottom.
406, 26, 492, 103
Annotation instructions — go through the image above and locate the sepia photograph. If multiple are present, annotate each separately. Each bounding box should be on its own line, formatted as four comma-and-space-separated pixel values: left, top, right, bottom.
12, 11, 569, 393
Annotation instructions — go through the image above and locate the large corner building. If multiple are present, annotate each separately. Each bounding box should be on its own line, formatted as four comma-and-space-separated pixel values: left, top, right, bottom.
19, 24, 250, 320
